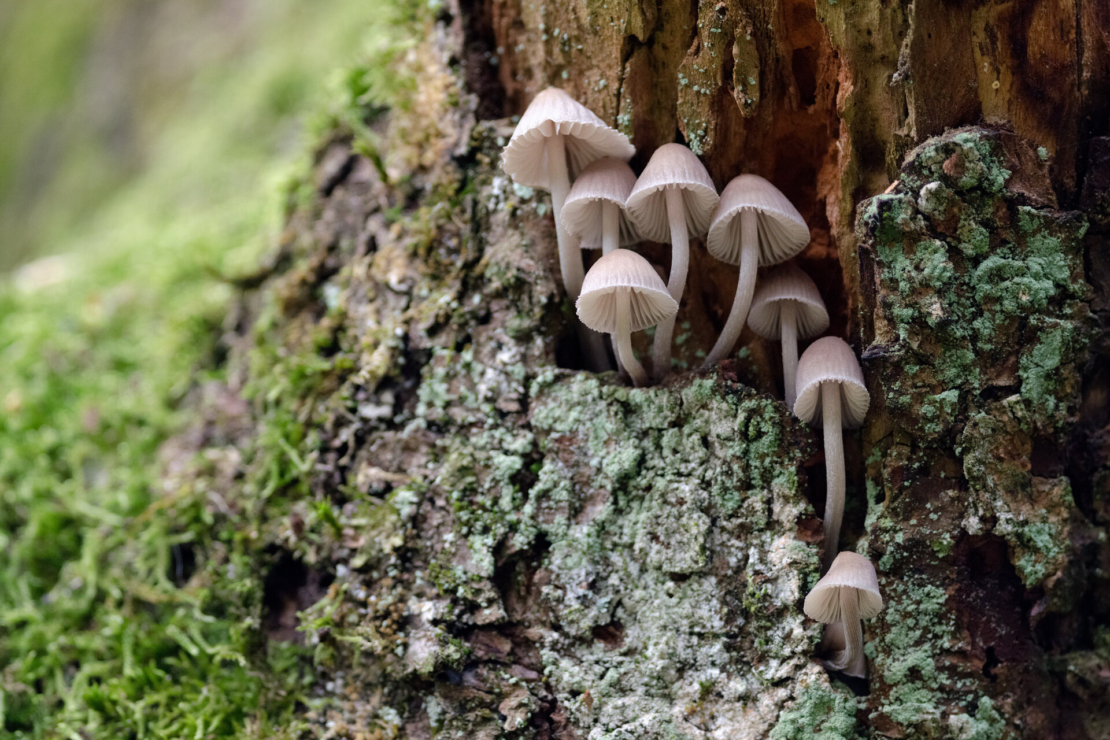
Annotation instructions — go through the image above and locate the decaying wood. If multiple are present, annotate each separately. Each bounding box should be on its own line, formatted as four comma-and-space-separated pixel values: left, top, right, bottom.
170, 0, 1110, 737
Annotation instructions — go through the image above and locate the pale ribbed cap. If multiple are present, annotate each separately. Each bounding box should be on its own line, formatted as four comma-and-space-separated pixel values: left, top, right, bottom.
562, 158, 641, 250
707, 175, 810, 266
625, 144, 719, 242
576, 249, 678, 333
803, 551, 883, 623
748, 264, 829, 340
502, 87, 634, 188
793, 337, 869, 427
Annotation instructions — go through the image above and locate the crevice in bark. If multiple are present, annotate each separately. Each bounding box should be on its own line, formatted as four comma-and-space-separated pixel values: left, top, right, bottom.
458, 0, 508, 120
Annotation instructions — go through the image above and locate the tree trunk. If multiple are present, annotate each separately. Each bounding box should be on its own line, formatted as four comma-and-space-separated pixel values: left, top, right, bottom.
201, 1, 1110, 737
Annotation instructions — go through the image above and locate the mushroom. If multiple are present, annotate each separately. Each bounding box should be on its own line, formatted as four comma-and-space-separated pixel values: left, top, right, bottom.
501, 87, 634, 300
820, 622, 868, 678
793, 337, 870, 571
501, 87, 634, 372
701, 175, 810, 370
562, 157, 641, 255
803, 551, 883, 677
625, 144, 718, 383
563, 158, 642, 376
747, 264, 829, 408
576, 249, 678, 388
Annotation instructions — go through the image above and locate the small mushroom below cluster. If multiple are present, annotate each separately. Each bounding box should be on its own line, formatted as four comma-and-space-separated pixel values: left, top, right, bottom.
804, 551, 883, 677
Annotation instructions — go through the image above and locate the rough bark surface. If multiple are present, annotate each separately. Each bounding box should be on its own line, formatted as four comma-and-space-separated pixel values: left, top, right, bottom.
172, 0, 1110, 738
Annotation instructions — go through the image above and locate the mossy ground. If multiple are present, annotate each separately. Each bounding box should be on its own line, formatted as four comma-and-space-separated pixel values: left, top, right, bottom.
0, 0, 412, 736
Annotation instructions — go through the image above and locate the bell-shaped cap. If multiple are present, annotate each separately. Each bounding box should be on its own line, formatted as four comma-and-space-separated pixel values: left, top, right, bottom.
707, 174, 810, 266
803, 551, 883, 623
562, 158, 641, 250
625, 144, 719, 243
793, 337, 870, 427
576, 249, 678, 333
502, 87, 634, 188
748, 264, 830, 340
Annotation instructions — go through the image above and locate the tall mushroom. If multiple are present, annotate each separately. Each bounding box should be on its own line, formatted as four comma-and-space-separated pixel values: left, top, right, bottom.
501, 87, 634, 371
576, 249, 678, 388
747, 264, 829, 408
804, 551, 883, 677
701, 175, 810, 370
562, 158, 641, 255
793, 337, 870, 571
625, 144, 718, 383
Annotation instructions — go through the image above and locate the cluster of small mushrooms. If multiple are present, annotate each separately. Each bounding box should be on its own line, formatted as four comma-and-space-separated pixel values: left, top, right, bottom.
502, 87, 884, 677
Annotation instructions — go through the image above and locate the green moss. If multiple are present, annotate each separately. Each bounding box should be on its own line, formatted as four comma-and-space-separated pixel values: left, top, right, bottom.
0, 1, 416, 737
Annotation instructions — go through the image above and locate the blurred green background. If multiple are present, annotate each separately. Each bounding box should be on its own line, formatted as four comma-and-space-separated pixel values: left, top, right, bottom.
0, 0, 404, 736
0, 0, 384, 272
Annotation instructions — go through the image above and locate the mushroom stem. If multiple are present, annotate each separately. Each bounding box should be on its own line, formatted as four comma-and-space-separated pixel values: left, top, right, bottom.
651, 187, 689, 383
601, 200, 619, 255
615, 291, 648, 387
702, 212, 758, 369
821, 381, 845, 572
781, 301, 799, 408
546, 135, 583, 299
600, 201, 627, 377
547, 137, 611, 372
826, 590, 863, 673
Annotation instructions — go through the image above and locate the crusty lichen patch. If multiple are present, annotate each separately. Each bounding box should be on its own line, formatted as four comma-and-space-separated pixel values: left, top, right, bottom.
856, 127, 1099, 738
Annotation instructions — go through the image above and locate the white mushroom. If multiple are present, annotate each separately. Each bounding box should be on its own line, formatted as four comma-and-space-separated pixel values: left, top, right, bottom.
577, 249, 678, 388
626, 144, 718, 383
501, 87, 634, 299
501, 88, 634, 372
563, 158, 642, 375
804, 551, 883, 677
701, 175, 810, 369
747, 264, 829, 408
793, 337, 870, 571
562, 157, 641, 255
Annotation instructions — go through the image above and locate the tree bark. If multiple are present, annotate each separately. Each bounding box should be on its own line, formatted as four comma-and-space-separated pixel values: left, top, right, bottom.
197, 0, 1110, 737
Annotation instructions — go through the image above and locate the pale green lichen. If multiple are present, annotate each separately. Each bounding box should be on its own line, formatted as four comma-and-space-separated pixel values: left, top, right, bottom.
769, 679, 863, 740
947, 697, 1007, 740
857, 128, 1090, 738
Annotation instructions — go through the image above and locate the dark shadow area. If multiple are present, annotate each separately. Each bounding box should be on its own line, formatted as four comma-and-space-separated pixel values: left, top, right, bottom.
263, 550, 334, 643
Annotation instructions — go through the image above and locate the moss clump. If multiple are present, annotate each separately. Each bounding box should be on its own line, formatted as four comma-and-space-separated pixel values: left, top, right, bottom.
0, 2, 414, 737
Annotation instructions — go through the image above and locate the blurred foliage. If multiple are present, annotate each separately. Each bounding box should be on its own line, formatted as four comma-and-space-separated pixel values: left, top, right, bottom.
0, 0, 415, 736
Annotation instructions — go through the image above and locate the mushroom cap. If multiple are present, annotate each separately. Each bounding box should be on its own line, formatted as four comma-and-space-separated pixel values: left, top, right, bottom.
793, 336, 870, 428
803, 551, 883, 623
625, 144, 719, 243
502, 87, 635, 188
562, 158, 641, 250
576, 249, 678, 333
707, 174, 810, 266
748, 264, 830, 340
